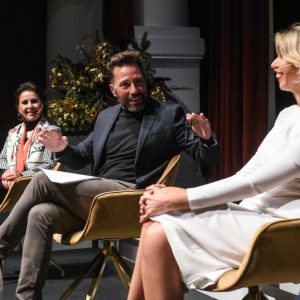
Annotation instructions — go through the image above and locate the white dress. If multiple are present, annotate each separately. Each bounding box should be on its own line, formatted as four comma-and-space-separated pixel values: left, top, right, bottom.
153, 105, 300, 290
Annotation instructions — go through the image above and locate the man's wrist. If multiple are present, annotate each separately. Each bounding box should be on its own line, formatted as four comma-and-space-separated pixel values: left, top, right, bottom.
200, 135, 214, 147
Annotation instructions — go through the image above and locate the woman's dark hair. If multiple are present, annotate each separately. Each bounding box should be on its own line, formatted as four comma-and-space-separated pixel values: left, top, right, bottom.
15, 82, 45, 105
106, 50, 146, 82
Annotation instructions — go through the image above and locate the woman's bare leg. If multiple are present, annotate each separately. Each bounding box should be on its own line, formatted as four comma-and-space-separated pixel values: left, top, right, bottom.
142, 221, 183, 300
128, 222, 153, 300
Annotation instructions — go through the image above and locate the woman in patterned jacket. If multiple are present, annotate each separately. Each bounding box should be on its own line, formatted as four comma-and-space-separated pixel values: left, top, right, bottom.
0, 82, 61, 198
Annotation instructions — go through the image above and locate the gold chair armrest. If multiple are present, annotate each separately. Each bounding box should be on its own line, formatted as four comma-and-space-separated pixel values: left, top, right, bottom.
157, 154, 180, 185
0, 176, 32, 213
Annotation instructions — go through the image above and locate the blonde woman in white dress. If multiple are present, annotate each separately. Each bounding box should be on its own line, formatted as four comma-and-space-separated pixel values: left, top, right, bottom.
128, 23, 300, 300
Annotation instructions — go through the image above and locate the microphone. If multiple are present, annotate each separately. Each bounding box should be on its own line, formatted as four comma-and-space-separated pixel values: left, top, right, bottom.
36, 105, 44, 115
276, 64, 292, 71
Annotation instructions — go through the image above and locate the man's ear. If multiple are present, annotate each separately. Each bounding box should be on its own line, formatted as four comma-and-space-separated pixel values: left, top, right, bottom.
109, 84, 117, 97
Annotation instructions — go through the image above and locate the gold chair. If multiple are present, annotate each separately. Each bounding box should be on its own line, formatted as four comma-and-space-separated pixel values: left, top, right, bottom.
0, 162, 61, 213
0, 162, 64, 276
53, 154, 181, 300
0, 176, 32, 213
206, 218, 300, 300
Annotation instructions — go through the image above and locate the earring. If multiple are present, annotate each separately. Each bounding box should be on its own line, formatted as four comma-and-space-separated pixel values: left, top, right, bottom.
17, 112, 24, 121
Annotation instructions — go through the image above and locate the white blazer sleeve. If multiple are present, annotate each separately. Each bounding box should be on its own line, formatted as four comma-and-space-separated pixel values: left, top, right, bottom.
187, 142, 300, 210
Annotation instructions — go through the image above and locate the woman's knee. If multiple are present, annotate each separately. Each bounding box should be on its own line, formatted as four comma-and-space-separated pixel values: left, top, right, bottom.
142, 222, 169, 256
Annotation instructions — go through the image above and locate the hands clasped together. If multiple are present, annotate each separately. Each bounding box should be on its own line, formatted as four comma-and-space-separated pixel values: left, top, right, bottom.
139, 184, 190, 223
1, 170, 20, 189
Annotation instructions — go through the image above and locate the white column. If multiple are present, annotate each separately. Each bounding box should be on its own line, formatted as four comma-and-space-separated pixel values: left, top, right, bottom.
46, 0, 103, 83
134, 0, 204, 113
135, 0, 188, 26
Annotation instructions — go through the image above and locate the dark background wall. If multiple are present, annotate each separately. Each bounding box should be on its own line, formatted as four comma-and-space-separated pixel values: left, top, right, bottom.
0, 0, 46, 145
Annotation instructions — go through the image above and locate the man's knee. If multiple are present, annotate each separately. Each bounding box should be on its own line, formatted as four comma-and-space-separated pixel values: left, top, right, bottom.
31, 171, 49, 183
28, 171, 54, 196
27, 204, 55, 228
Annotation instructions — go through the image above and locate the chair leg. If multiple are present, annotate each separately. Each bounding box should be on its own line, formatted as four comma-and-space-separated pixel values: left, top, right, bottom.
59, 251, 105, 300
59, 240, 133, 300
111, 245, 132, 289
49, 258, 65, 277
85, 241, 132, 299
17, 241, 23, 256
242, 286, 269, 300
86, 248, 110, 300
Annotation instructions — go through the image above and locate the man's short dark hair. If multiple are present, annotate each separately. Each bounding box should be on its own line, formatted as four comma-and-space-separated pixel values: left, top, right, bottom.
106, 50, 145, 82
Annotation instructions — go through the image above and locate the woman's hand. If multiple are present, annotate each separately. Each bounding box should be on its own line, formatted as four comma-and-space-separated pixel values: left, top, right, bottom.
139, 184, 190, 223
186, 112, 212, 140
1, 170, 20, 189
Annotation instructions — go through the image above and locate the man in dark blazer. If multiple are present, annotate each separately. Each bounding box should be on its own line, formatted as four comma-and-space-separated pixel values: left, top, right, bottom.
0, 50, 219, 299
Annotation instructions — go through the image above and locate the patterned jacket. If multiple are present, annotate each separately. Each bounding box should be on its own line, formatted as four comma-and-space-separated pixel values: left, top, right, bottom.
0, 116, 61, 176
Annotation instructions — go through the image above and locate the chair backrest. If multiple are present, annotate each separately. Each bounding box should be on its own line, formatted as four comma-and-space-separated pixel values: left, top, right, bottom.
53, 162, 62, 171
53, 154, 181, 245
156, 154, 180, 186
0, 162, 62, 213
209, 218, 300, 292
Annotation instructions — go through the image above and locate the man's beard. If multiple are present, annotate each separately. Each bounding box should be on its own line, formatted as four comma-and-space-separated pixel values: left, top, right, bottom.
122, 94, 147, 112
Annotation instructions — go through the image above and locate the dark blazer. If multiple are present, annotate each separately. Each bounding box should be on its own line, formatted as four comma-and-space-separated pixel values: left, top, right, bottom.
60, 98, 219, 188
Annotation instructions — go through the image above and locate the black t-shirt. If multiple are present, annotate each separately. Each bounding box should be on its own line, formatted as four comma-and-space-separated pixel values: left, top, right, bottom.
97, 109, 143, 183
